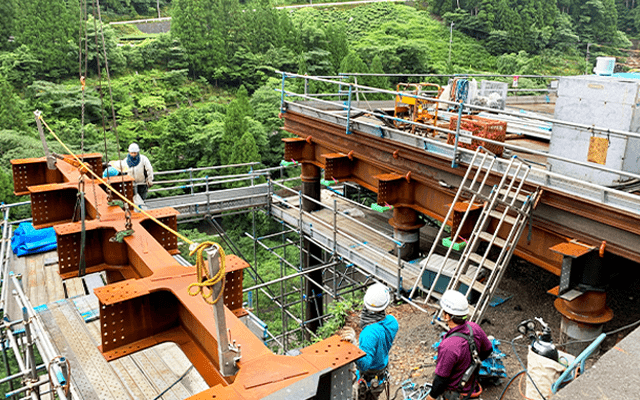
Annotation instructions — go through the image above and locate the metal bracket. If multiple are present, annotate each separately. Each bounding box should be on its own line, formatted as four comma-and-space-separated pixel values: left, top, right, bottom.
34, 110, 56, 170
206, 247, 241, 377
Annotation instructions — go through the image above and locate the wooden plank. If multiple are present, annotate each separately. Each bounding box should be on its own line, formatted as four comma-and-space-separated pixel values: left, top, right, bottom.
45, 262, 65, 303
35, 253, 48, 307
38, 302, 101, 400
5, 251, 27, 321
83, 273, 105, 293
72, 295, 99, 323
65, 277, 85, 298
52, 300, 132, 400
26, 253, 38, 304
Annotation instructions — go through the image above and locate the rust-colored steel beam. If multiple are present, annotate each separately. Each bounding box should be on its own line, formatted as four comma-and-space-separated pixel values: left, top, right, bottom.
283, 110, 640, 275
12, 154, 364, 399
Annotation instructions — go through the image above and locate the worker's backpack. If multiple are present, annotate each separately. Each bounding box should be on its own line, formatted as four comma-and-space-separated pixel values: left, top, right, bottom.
447, 323, 482, 393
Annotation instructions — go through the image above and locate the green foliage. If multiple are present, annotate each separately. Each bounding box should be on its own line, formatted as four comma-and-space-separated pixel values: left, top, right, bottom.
0, 45, 42, 88
27, 80, 103, 124
81, 16, 127, 76
122, 34, 189, 72
13, 0, 78, 79
172, 0, 225, 78
496, 51, 536, 75
340, 50, 369, 78
0, 75, 27, 132
227, 131, 262, 184
315, 297, 361, 341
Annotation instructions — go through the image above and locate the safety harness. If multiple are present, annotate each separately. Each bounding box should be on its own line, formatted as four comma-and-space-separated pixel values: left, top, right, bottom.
446, 323, 482, 399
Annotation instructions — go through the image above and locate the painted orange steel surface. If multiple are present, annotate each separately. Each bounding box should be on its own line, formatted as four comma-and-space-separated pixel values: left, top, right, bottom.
282, 110, 640, 275
12, 155, 364, 399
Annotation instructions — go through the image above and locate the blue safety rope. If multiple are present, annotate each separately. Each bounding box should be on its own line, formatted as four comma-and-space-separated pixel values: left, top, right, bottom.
455, 79, 469, 105
280, 73, 287, 114
345, 85, 353, 135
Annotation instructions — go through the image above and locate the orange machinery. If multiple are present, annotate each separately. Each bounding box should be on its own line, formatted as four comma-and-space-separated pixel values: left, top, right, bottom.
393, 82, 443, 136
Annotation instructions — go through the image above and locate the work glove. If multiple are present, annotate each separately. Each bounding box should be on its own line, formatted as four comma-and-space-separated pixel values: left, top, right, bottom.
339, 327, 357, 345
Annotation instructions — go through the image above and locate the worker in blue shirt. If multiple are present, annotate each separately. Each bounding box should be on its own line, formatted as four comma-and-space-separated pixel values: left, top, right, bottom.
342, 283, 399, 400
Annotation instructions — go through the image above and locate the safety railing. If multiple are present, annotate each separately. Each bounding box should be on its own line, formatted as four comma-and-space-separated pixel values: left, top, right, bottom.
0, 205, 70, 400
275, 71, 640, 217
268, 178, 410, 295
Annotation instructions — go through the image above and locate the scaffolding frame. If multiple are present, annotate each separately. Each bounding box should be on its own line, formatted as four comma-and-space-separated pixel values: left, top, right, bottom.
1, 203, 70, 400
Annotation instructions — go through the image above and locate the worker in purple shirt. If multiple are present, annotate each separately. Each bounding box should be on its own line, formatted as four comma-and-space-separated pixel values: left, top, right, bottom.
426, 290, 493, 400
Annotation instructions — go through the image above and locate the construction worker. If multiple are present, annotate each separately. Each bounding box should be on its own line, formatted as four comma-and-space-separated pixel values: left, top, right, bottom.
341, 283, 399, 400
426, 290, 493, 400
119, 143, 154, 201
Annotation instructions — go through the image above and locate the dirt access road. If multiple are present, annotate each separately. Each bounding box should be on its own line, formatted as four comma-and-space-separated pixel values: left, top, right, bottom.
346, 256, 640, 400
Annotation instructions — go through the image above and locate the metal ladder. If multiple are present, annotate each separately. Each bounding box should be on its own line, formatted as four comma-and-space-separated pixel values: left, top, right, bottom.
409, 148, 539, 324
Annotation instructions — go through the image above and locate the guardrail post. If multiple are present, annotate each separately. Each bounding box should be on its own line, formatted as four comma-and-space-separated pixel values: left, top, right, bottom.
397, 244, 402, 299
205, 176, 210, 214
452, 103, 464, 168
189, 168, 194, 196
354, 76, 360, 102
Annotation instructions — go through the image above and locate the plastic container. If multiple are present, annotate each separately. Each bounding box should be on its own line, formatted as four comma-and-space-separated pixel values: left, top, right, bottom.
593, 57, 615, 76
479, 80, 508, 108
420, 254, 476, 294
447, 115, 507, 156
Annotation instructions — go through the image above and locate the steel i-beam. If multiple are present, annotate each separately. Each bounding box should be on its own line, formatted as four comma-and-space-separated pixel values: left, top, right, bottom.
12, 154, 364, 399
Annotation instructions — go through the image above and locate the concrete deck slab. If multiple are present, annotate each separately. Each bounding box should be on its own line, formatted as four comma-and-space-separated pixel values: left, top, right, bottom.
554, 324, 640, 399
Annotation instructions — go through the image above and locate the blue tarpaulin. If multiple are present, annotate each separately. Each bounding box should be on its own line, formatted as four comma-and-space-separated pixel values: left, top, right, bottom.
11, 222, 57, 257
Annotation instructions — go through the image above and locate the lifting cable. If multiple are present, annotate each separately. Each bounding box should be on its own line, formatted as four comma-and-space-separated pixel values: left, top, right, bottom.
77, 0, 90, 276
37, 115, 225, 304
93, 0, 128, 200
91, 0, 112, 202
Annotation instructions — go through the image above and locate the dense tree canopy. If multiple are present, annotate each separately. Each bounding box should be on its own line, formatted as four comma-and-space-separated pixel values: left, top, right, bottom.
0, 0, 634, 215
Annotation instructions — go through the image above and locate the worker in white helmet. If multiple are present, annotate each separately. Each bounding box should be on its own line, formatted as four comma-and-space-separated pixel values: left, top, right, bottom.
426, 290, 493, 400
341, 283, 398, 400
115, 143, 154, 201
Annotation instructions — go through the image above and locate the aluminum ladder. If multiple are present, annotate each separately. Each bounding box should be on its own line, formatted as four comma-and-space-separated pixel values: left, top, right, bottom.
409, 148, 539, 325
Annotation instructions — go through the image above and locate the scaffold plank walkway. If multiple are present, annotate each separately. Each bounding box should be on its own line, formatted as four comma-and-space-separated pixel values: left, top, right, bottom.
271, 190, 426, 291
37, 297, 208, 399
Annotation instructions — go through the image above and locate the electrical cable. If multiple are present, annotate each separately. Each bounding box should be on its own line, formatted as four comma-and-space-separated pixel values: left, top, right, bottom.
510, 337, 547, 400
498, 369, 525, 400
152, 365, 194, 400
558, 317, 640, 347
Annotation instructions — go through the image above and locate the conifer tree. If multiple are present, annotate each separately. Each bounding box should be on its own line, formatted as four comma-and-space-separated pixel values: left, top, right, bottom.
172, 0, 224, 79
227, 131, 261, 186
339, 51, 368, 79
13, 0, 78, 79
0, 0, 16, 52
0, 75, 26, 132
365, 55, 390, 101
221, 98, 250, 165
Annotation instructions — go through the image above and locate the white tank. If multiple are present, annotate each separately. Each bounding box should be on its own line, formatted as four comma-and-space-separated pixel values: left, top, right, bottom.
593, 57, 615, 76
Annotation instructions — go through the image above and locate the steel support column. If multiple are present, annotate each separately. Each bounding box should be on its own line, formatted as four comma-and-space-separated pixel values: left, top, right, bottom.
389, 206, 424, 260
301, 163, 324, 335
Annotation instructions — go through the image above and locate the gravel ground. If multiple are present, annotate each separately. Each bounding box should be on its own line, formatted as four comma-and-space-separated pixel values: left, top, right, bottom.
345, 255, 640, 400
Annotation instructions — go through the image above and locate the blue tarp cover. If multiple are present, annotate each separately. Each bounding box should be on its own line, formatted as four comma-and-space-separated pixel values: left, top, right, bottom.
11, 222, 57, 257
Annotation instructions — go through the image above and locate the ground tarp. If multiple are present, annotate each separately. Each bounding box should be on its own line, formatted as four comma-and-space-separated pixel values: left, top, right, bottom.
11, 222, 57, 257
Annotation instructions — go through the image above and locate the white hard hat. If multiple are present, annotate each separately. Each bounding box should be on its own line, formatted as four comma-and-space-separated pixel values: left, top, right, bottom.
364, 283, 391, 312
128, 143, 140, 153
440, 290, 469, 316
